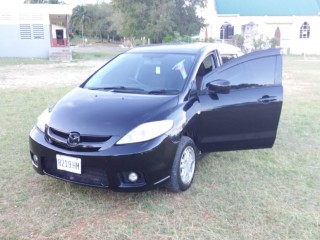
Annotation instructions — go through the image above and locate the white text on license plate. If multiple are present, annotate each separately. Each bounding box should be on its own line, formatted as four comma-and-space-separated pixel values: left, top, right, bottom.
56, 154, 81, 174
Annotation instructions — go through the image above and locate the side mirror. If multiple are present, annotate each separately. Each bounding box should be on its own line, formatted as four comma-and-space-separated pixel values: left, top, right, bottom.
206, 79, 231, 94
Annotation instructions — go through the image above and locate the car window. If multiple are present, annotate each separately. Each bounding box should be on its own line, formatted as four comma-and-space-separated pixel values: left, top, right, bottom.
203, 56, 213, 71
221, 54, 237, 63
197, 55, 215, 77
196, 54, 217, 90
84, 53, 196, 93
211, 56, 276, 88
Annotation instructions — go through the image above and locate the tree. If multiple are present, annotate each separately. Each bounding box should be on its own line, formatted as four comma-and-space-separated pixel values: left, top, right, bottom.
70, 3, 120, 43
269, 37, 280, 48
112, 0, 206, 44
146, 0, 175, 43
86, 3, 114, 42
232, 34, 244, 50
253, 35, 267, 51
112, 0, 149, 45
172, 0, 206, 36
71, 5, 91, 45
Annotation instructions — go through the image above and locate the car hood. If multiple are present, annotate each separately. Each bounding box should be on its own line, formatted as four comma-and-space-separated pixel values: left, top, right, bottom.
48, 87, 179, 136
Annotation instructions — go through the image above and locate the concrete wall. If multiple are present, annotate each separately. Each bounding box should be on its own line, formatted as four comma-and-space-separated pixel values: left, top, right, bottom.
0, 4, 71, 58
0, 24, 51, 58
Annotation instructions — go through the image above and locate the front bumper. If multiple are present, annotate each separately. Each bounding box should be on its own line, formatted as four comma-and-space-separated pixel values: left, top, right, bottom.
29, 126, 178, 191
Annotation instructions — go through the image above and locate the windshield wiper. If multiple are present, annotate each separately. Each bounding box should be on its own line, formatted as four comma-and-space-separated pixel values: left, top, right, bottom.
148, 89, 180, 95
88, 86, 145, 93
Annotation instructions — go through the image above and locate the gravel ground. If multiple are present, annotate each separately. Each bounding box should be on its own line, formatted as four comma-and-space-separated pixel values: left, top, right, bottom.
0, 59, 107, 89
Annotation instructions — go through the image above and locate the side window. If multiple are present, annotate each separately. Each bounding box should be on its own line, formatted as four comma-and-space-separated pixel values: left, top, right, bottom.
196, 55, 216, 89
202, 56, 213, 72
196, 54, 216, 78
216, 56, 276, 88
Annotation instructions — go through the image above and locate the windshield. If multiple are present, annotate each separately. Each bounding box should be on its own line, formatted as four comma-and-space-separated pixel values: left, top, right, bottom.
83, 52, 196, 94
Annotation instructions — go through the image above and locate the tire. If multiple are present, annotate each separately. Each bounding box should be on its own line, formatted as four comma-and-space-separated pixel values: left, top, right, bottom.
165, 136, 197, 192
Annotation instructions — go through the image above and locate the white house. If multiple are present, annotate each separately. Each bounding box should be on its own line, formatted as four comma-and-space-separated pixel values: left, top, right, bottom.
199, 0, 320, 54
0, 4, 72, 60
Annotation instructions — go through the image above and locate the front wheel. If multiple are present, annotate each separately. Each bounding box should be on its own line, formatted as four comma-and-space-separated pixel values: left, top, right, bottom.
166, 136, 196, 192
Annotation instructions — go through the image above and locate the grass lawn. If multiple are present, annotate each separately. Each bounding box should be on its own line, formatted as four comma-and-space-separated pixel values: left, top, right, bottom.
0, 55, 319, 239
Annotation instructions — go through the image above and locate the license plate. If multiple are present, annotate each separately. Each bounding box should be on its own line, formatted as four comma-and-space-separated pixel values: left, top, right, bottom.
56, 154, 81, 174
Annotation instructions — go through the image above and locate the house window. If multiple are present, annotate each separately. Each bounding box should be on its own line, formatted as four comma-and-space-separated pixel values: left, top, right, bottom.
220, 23, 234, 39
299, 22, 310, 38
33, 24, 44, 39
20, 24, 31, 39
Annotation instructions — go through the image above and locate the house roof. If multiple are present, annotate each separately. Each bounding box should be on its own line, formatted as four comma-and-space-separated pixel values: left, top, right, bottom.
0, 4, 72, 24
215, 0, 320, 16
0, 4, 72, 15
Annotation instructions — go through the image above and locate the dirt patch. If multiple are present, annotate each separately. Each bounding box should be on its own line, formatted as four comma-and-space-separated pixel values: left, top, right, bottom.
0, 59, 107, 89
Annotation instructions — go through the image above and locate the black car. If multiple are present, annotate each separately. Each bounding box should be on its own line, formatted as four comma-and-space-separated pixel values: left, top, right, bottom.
29, 43, 283, 192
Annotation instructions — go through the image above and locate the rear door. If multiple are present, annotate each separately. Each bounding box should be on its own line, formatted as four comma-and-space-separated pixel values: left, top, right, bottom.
197, 48, 283, 152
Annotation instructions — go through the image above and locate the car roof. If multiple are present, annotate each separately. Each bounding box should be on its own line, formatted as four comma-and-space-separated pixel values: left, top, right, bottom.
126, 42, 243, 57
208, 43, 243, 56
127, 43, 217, 55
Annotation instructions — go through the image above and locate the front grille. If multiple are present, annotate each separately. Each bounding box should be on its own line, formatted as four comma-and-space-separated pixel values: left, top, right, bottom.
50, 127, 69, 138
45, 127, 111, 152
43, 157, 109, 188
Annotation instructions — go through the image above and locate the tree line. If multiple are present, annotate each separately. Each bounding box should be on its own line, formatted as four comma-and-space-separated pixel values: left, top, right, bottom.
70, 0, 206, 45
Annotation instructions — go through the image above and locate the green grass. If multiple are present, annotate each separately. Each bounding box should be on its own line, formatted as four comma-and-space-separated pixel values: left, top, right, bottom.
72, 51, 119, 60
0, 57, 50, 66
0, 56, 319, 239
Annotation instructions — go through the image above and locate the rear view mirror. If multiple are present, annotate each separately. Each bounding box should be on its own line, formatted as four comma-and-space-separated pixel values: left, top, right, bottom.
206, 79, 231, 94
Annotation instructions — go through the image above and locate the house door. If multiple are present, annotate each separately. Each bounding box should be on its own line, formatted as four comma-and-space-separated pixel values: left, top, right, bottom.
56, 29, 64, 45
274, 27, 281, 46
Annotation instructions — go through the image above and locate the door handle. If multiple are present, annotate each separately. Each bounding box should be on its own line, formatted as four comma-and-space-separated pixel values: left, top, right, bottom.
258, 95, 277, 104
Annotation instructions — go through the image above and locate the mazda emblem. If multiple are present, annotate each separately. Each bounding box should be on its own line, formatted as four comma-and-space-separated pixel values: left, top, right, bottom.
67, 132, 81, 147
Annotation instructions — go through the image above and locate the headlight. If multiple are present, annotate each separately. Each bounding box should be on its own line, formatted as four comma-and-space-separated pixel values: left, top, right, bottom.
117, 120, 174, 145
36, 108, 51, 132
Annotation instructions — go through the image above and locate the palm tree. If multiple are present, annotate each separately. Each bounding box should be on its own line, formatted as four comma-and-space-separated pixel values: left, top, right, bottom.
71, 5, 91, 46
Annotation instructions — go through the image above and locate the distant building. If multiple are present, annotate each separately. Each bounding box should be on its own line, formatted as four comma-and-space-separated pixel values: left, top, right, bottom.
200, 0, 320, 54
0, 4, 72, 60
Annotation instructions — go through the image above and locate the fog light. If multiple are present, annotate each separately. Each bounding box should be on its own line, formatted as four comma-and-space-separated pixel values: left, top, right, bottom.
32, 154, 39, 168
128, 172, 138, 182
